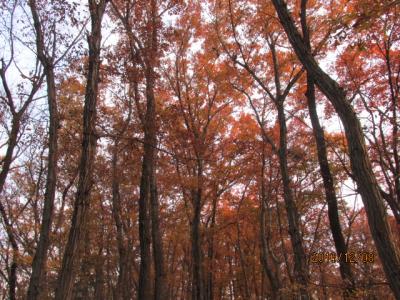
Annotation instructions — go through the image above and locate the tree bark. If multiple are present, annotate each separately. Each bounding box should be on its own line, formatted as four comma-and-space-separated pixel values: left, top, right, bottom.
54, 1, 107, 299
276, 100, 310, 299
27, 1, 59, 298
271, 0, 400, 297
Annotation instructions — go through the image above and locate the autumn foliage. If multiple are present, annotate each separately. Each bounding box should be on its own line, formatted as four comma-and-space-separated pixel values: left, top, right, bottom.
0, 0, 399, 299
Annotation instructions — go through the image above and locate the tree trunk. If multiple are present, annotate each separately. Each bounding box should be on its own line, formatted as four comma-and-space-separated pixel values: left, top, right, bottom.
0, 201, 19, 300
54, 1, 107, 299
138, 147, 152, 300
27, 2, 59, 298
298, 3, 356, 295
260, 147, 280, 298
206, 196, 217, 300
276, 100, 310, 299
191, 187, 204, 300
146, 70, 166, 300
0, 115, 20, 195
271, 0, 400, 297
306, 75, 356, 296
111, 144, 132, 300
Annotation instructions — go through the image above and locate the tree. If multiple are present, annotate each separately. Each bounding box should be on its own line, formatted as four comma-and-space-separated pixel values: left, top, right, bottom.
55, 1, 108, 298
270, 0, 400, 297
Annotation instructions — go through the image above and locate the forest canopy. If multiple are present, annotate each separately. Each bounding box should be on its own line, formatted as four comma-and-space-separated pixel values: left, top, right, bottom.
0, 0, 399, 299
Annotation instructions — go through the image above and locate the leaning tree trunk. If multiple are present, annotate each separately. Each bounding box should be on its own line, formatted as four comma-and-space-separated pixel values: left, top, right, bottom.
54, 1, 107, 299
27, 1, 59, 298
298, 2, 356, 295
271, 0, 400, 297
306, 75, 356, 296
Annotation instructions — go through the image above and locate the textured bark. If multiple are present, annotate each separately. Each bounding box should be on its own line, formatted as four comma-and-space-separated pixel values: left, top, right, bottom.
27, 1, 59, 298
271, 0, 400, 297
54, 1, 107, 299
276, 101, 310, 299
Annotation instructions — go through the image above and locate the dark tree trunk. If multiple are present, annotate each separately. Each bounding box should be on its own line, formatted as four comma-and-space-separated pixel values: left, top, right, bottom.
306, 75, 356, 295
138, 1, 166, 298
138, 149, 152, 300
276, 100, 310, 299
260, 147, 280, 298
0, 115, 20, 195
54, 1, 107, 299
206, 196, 217, 300
146, 72, 166, 300
0, 201, 19, 300
111, 144, 133, 300
27, 2, 59, 298
271, 0, 400, 297
298, 2, 356, 295
191, 185, 204, 300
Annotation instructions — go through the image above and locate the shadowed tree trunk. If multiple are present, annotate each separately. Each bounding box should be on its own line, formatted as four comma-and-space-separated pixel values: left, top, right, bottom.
276, 100, 310, 299
299, 1, 356, 295
191, 161, 204, 300
306, 74, 356, 296
260, 145, 281, 299
111, 143, 134, 300
146, 64, 167, 300
27, 1, 59, 298
54, 1, 107, 299
271, 0, 400, 297
130, 0, 166, 297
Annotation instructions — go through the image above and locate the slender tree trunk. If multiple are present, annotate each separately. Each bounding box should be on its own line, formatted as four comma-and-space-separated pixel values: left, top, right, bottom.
111, 145, 128, 300
146, 70, 166, 300
271, 0, 400, 297
137, 1, 166, 298
0, 115, 20, 195
260, 147, 280, 298
138, 151, 152, 300
54, 2, 107, 299
276, 100, 310, 299
191, 184, 204, 300
306, 75, 356, 295
0, 201, 19, 300
27, 2, 59, 298
206, 197, 217, 300
298, 3, 356, 295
